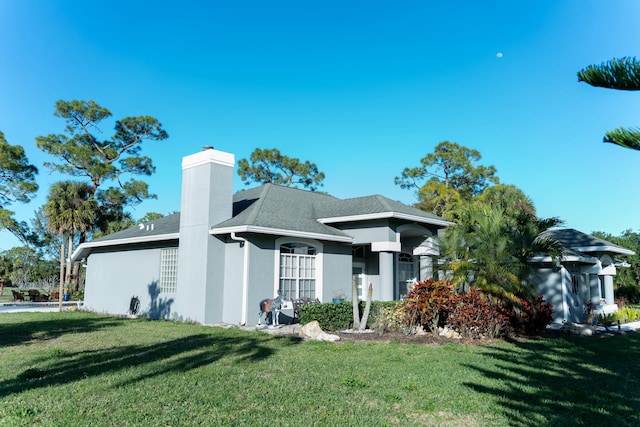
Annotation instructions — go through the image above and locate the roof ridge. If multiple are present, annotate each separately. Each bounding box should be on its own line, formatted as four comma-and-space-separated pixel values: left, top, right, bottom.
242, 184, 271, 225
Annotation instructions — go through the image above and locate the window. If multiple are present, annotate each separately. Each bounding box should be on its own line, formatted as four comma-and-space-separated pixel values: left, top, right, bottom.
279, 242, 316, 299
160, 248, 179, 293
397, 252, 415, 299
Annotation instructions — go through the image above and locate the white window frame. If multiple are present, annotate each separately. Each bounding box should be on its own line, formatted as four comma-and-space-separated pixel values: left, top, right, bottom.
274, 238, 323, 300
396, 252, 417, 299
159, 248, 179, 293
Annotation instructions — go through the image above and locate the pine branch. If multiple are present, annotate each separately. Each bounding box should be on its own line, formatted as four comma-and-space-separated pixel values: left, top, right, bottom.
578, 57, 640, 91
603, 127, 640, 151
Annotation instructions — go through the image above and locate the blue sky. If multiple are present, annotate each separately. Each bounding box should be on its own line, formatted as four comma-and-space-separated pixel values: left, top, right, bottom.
1, 1, 639, 251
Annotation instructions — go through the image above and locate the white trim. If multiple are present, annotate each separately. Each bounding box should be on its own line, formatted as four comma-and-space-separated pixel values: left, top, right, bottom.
371, 241, 401, 252
573, 245, 635, 256
182, 149, 235, 169
274, 237, 323, 301
528, 254, 598, 264
210, 225, 352, 243
317, 212, 453, 227
71, 233, 180, 261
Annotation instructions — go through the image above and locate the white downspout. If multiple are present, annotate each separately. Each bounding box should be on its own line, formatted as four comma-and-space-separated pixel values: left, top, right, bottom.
231, 232, 249, 325
560, 266, 568, 322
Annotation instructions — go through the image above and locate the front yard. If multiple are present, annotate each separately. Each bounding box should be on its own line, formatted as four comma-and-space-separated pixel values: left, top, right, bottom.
1, 311, 639, 426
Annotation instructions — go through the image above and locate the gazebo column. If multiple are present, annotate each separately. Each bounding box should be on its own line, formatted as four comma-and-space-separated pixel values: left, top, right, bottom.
602, 275, 615, 305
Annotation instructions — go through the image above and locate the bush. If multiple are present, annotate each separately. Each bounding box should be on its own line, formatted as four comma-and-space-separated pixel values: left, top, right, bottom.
447, 288, 511, 339
371, 302, 405, 334
298, 300, 398, 331
507, 296, 554, 335
611, 307, 640, 324
615, 285, 640, 305
400, 279, 455, 332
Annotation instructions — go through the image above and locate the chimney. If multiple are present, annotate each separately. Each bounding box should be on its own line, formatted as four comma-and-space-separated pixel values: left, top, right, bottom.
175, 147, 234, 324
179, 148, 234, 228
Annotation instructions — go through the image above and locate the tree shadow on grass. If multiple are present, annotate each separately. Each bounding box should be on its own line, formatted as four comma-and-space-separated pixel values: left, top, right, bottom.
0, 312, 125, 348
0, 325, 302, 397
462, 333, 640, 426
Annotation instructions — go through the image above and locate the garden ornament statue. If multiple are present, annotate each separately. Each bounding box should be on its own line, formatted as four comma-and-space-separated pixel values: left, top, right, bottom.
258, 290, 288, 327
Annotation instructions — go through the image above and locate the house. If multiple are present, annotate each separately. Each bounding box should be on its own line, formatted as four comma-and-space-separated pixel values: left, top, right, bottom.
72, 147, 452, 325
529, 228, 635, 323
71, 147, 635, 326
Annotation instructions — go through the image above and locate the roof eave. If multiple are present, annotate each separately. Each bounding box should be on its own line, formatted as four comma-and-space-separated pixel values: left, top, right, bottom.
318, 212, 453, 227
210, 225, 353, 243
71, 232, 180, 262
573, 245, 635, 256
529, 254, 598, 264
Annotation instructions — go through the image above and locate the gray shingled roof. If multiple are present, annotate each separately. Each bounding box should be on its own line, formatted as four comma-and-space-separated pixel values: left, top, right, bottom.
211, 184, 352, 239
313, 194, 450, 224
541, 228, 634, 256
89, 213, 181, 243
74, 183, 451, 260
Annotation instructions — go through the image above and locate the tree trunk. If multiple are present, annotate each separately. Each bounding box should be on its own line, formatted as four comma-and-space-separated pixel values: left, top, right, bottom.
66, 235, 73, 284
58, 243, 65, 312
359, 283, 373, 330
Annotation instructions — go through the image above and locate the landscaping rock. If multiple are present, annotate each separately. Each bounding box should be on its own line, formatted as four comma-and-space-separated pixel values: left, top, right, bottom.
561, 322, 594, 336
439, 326, 461, 339
299, 320, 340, 342
414, 325, 427, 335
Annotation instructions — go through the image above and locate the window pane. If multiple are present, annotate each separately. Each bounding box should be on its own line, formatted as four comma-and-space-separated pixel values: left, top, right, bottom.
160, 248, 179, 293
278, 245, 317, 299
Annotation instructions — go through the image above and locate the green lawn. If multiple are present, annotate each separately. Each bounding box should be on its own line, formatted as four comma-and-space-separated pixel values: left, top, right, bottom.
1, 312, 639, 426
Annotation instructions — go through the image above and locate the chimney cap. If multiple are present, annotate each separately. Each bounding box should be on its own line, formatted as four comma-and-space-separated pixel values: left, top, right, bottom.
202, 145, 214, 151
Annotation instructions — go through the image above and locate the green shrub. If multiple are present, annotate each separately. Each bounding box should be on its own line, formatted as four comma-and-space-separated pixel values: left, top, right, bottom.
298, 301, 353, 330
298, 300, 398, 331
611, 307, 640, 323
598, 312, 615, 326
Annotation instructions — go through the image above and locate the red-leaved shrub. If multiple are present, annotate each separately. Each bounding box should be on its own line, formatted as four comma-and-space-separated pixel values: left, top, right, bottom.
400, 279, 455, 332
400, 280, 553, 338
506, 295, 554, 335
447, 288, 511, 339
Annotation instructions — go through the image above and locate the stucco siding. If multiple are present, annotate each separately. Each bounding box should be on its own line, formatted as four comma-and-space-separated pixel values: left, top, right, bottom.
246, 235, 278, 325
321, 242, 351, 302
530, 267, 565, 323
222, 239, 244, 325
339, 220, 394, 244
84, 248, 166, 318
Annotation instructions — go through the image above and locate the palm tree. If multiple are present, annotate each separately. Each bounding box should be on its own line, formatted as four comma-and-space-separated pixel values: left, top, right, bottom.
44, 181, 97, 302
440, 196, 563, 306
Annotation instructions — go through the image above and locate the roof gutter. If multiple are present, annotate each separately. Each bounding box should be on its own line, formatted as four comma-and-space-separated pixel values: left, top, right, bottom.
70, 232, 180, 262
210, 225, 353, 243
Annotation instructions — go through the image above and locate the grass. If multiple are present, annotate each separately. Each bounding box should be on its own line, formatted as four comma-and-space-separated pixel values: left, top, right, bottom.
1, 312, 640, 426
